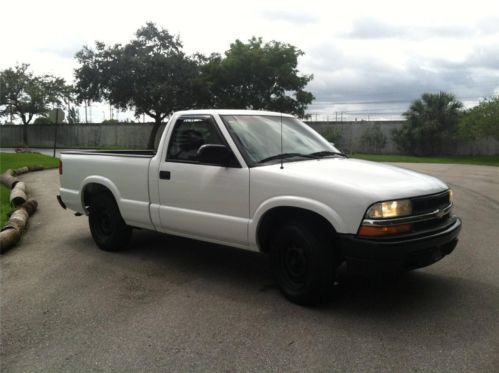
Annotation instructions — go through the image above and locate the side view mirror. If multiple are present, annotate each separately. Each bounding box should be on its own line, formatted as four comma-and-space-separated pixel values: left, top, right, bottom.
197, 144, 233, 166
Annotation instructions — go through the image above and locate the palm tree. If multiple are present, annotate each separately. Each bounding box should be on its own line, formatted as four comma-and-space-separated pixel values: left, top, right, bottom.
394, 92, 463, 155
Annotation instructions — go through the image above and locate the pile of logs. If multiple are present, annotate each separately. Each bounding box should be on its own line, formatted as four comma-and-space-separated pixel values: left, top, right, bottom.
0, 166, 44, 254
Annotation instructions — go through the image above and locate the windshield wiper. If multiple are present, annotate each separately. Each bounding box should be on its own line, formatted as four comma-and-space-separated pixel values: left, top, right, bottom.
257, 153, 318, 164
308, 150, 348, 158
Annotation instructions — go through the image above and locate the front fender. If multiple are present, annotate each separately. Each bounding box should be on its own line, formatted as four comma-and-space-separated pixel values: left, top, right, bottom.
248, 196, 346, 250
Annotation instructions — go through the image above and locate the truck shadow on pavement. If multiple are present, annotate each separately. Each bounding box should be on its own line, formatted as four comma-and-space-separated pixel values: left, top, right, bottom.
71, 228, 498, 354
87, 229, 498, 319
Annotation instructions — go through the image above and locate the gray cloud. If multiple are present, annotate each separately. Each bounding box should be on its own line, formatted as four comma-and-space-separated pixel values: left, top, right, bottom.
302, 42, 499, 119
343, 17, 499, 40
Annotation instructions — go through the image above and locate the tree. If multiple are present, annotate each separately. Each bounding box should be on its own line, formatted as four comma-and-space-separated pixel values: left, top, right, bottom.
392, 92, 463, 155
74, 23, 204, 149
202, 37, 314, 117
101, 119, 119, 124
0, 64, 67, 145
67, 107, 80, 124
459, 96, 499, 140
33, 116, 51, 124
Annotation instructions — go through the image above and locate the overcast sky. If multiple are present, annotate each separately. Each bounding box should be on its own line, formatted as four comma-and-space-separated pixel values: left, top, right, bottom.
1, 0, 499, 121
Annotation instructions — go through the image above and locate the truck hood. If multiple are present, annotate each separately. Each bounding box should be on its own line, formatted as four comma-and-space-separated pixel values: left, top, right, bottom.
256, 157, 448, 201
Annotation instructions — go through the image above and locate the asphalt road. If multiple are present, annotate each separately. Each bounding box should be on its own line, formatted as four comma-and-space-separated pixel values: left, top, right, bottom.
1, 164, 498, 372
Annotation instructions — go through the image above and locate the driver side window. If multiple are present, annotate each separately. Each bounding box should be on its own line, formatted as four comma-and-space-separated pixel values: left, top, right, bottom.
167, 117, 224, 162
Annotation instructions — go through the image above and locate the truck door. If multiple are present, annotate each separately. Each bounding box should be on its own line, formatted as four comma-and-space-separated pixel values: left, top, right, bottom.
157, 115, 250, 247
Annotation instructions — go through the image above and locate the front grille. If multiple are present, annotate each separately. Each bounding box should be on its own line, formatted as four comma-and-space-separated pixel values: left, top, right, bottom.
413, 213, 450, 231
411, 191, 450, 215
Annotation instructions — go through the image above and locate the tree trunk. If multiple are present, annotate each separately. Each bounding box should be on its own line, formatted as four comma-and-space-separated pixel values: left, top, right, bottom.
22, 122, 28, 147
147, 118, 162, 150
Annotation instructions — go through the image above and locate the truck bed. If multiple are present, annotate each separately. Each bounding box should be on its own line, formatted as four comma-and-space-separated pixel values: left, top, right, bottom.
59, 150, 156, 230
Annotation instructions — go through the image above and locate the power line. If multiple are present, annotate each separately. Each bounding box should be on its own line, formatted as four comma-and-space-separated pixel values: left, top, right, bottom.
309, 94, 489, 106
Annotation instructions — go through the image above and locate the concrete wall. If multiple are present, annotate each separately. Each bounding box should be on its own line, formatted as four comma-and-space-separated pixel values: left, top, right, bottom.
308, 121, 403, 154
0, 123, 167, 149
1, 121, 498, 155
307, 121, 499, 155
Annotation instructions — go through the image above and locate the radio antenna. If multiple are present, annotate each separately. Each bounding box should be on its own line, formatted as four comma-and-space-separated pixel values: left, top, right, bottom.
280, 112, 284, 170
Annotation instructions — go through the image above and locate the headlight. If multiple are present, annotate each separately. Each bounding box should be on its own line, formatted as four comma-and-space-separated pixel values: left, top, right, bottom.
365, 199, 412, 219
449, 189, 453, 203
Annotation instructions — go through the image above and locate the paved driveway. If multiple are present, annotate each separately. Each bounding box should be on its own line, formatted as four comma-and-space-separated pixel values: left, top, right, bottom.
1, 164, 498, 372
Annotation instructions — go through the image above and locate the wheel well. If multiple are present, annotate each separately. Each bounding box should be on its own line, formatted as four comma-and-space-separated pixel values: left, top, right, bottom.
82, 183, 114, 210
257, 207, 337, 253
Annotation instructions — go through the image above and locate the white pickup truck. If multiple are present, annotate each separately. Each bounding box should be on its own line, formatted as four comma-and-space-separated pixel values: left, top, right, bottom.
58, 109, 461, 304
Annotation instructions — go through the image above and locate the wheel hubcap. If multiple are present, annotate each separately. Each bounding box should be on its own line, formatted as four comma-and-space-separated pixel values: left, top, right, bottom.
284, 245, 307, 281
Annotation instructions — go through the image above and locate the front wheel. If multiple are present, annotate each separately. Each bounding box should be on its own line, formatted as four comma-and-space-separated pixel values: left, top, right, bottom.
270, 222, 337, 305
88, 192, 132, 251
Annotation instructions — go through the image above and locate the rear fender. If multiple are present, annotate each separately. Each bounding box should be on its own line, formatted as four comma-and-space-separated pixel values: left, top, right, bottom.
80, 176, 122, 214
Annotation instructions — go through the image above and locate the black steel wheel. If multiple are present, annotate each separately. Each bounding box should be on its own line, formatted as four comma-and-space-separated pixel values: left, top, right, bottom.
88, 192, 132, 252
270, 221, 337, 305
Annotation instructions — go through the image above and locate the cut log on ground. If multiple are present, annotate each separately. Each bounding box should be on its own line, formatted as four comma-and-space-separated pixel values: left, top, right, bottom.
27, 165, 45, 172
10, 182, 27, 207
12, 165, 45, 175
0, 169, 20, 189
0, 199, 38, 254
20, 199, 38, 216
1, 165, 42, 254
12, 166, 30, 175
0, 228, 21, 253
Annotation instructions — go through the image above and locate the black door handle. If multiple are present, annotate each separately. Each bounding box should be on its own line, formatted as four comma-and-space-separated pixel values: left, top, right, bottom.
159, 171, 171, 180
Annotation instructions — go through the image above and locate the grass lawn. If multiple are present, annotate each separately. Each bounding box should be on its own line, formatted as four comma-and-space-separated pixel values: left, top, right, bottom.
352, 154, 499, 167
0, 152, 59, 227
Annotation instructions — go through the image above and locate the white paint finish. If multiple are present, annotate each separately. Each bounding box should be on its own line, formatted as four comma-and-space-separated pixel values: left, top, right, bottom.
247, 195, 344, 250
157, 162, 250, 246
60, 109, 450, 253
153, 112, 251, 247
156, 205, 249, 247
59, 187, 82, 213
59, 153, 154, 229
249, 157, 448, 237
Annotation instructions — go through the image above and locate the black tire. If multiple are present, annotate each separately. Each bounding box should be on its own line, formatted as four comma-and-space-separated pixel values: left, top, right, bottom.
88, 192, 132, 251
270, 221, 337, 305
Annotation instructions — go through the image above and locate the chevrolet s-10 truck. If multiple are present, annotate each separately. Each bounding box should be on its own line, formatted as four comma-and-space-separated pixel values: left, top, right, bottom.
58, 109, 461, 304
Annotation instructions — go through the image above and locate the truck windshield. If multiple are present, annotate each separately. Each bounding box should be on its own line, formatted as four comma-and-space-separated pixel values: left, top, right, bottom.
221, 115, 342, 166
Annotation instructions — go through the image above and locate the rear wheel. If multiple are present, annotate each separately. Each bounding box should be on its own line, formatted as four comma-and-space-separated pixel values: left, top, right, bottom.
270, 221, 337, 305
88, 192, 132, 251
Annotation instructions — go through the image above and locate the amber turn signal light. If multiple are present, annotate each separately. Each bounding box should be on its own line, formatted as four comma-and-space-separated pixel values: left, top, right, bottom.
358, 223, 412, 237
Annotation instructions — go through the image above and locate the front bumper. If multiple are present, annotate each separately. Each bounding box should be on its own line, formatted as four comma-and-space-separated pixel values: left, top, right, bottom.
339, 217, 462, 272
